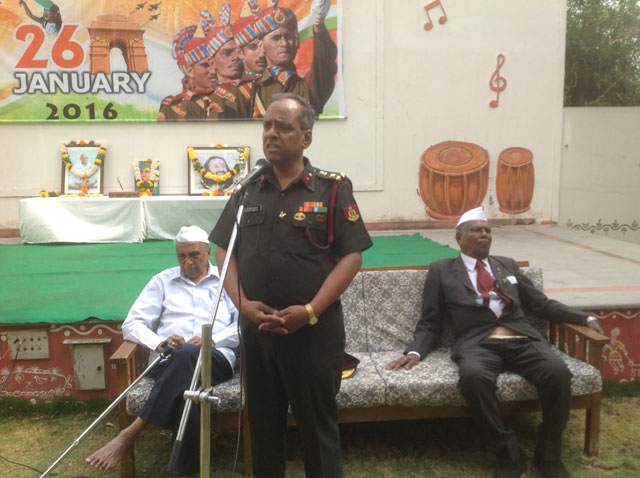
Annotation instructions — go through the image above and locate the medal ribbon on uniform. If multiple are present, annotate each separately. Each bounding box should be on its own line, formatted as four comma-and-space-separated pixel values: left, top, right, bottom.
305, 183, 338, 250
299, 202, 328, 213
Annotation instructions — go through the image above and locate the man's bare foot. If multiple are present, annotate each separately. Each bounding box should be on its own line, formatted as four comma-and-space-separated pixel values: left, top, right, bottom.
85, 429, 135, 470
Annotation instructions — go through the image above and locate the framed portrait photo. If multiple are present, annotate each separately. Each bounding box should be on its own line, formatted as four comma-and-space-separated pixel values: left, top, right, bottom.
60, 140, 106, 196
133, 158, 160, 196
187, 146, 250, 196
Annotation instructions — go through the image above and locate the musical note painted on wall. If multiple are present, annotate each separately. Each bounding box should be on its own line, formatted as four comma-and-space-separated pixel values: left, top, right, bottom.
489, 54, 507, 108
424, 0, 448, 31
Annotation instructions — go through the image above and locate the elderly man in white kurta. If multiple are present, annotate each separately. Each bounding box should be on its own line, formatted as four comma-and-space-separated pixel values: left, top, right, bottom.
86, 226, 238, 478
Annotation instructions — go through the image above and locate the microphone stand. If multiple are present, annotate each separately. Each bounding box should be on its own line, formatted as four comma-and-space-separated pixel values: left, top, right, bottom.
168, 199, 246, 475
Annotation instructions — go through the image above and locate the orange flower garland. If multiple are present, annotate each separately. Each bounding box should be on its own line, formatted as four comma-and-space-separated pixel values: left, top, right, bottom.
60, 140, 106, 197
187, 146, 250, 194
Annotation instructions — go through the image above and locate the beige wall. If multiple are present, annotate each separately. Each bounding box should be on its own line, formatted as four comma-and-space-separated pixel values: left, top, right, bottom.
0, 0, 568, 228
560, 108, 640, 245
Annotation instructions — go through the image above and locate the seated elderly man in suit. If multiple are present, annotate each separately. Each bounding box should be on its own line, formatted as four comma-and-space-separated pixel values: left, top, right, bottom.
387, 207, 604, 478
86, 225, 239, 478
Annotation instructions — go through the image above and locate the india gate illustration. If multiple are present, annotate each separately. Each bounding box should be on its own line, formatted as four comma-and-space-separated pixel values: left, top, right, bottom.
88, 14, 149, 74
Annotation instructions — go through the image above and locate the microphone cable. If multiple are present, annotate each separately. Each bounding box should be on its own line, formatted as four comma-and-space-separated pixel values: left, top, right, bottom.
229, 195, 245, 478
0, 339, 21, 394
0, 453, 60, 476
0, 341, 65, 476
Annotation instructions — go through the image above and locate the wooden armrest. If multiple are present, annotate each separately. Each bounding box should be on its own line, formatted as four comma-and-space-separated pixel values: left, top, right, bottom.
110, 340, 139, 363
549, 322, 610, 370
110, 340, 149, 389
559, 322, 609, 345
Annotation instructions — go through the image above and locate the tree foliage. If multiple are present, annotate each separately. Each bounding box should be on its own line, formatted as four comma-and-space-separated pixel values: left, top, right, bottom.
565, 0, 640, 106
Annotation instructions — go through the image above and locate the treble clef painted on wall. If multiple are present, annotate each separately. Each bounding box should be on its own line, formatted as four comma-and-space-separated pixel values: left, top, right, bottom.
489, 53, 507, 108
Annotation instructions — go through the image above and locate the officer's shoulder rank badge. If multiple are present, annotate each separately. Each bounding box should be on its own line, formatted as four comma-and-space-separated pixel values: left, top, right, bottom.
343, 204, 360, 222
317, 169, 345, 181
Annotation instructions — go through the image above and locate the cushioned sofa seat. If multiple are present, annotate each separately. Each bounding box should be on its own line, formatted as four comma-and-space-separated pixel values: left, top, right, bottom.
127, 375, 243, 416
336, 354, 387, 408
367, 348, 602, 407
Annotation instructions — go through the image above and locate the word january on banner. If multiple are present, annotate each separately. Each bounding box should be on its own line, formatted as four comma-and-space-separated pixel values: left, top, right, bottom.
0, 0, 344, 123
13, 71, 151, 94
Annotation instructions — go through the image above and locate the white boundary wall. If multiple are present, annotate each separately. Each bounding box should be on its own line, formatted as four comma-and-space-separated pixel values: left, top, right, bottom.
560, 108, 640, 245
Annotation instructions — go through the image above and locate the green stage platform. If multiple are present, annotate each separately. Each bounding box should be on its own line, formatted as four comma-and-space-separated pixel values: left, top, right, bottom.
0, 234, 458, 325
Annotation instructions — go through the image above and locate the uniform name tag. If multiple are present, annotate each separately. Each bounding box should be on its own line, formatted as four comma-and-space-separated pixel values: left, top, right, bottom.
506, 275, 517, 284
245, 206, 262, 213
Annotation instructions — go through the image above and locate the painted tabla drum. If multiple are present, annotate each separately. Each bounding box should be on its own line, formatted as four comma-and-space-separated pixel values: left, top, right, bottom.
496, 147, 534, 214
419, 141, 489, 220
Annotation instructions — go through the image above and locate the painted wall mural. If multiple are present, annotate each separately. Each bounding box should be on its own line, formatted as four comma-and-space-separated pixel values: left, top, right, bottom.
496, 147, 534, 214
489, 53, 506, 108
417, 5, 534, 221
0, 322, 123, 401
418, 141, 534, 220
590, 309, 640, 382
423, 0, 447, 31
566, 219, 640, 236
419, 141, 489, 220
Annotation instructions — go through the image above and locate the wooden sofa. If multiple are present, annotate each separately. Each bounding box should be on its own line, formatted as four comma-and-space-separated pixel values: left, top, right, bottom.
111, 265, 609, 477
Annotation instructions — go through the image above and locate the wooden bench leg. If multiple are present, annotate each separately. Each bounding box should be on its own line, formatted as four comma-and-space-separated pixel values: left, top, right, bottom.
120, 448, 136, 478
117, 397, 136, 477
584, 393, 601, 456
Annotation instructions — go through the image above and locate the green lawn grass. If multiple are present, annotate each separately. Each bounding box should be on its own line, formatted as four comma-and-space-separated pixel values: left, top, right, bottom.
1, 381, 638, 478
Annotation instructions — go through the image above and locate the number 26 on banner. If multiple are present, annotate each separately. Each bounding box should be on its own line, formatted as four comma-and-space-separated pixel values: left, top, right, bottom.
15, 24, 83, 69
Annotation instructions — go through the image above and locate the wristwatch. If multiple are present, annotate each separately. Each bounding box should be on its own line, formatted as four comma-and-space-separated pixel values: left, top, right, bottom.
586, 316, 597, 324
305, 303, 318, 325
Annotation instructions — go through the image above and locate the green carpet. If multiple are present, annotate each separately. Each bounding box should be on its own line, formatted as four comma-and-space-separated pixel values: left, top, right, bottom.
0, 234, 458, 324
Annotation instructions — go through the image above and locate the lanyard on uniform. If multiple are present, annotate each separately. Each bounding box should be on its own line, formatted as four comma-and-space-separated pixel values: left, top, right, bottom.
304, 181, 338, 250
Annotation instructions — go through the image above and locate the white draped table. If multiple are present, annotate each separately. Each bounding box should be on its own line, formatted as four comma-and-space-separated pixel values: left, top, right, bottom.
19, 196, 230, 243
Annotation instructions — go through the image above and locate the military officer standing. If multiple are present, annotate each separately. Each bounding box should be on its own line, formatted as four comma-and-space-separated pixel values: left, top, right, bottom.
210, 93, 371, 477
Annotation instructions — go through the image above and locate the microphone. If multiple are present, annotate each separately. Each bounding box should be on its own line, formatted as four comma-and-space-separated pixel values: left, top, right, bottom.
233, 158, 271, 194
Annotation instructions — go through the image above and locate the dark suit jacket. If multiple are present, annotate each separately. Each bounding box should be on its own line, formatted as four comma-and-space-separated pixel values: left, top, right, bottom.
405, 255, 589, 360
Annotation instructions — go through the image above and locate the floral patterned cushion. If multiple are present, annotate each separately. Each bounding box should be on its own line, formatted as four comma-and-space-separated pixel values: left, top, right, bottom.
126, 376, 154, 416
342, 273, 367, 352
368, 348, 602, 407
336, 352, 386, 409
126, 373, 243, 416
519, 267, 548, 337
373, 349, 467, 406
360, 270, 428, 352
341, 267, 547, 352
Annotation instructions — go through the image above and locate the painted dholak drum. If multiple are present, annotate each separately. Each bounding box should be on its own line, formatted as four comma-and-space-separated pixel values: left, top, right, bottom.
496, 147, 534, 214
419, 141, 489, 220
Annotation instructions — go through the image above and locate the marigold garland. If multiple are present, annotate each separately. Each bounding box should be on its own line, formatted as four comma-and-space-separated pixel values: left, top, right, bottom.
187, 146, 250, 193
133, 158, 160, 195
60, 140, 106, 194
59, 193, 103, 198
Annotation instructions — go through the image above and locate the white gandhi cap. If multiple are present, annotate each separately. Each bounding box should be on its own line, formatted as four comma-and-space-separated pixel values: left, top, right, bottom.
174, 225, 210, 244
456, 207, 488, 227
